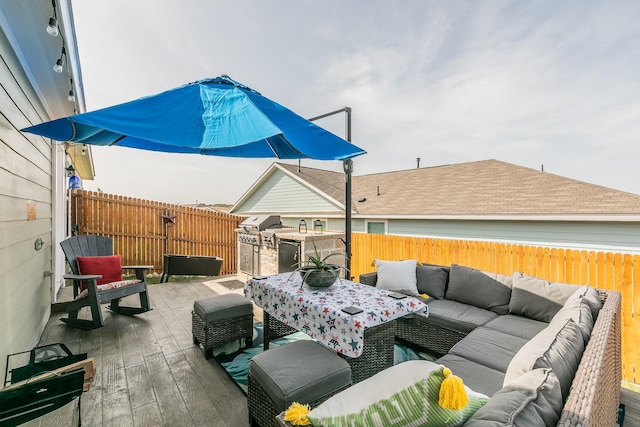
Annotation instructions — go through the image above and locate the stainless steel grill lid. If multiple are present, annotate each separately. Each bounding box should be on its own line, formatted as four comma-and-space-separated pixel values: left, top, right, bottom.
239, 215, 281, 231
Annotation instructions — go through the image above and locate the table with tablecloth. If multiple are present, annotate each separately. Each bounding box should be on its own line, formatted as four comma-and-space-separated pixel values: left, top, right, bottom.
245, 272, 427, 382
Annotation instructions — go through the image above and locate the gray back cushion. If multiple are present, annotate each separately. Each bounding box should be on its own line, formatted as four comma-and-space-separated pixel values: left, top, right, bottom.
464, 368, 563, 426
509, 272, 580, 322
504, 318, 584, 400
446, 264, 513, 315
550, 291, 595, 344
416, 264, 449, 299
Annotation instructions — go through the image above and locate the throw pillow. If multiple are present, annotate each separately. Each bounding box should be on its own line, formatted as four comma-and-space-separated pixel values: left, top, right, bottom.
307, 360, 488, 427
374, 259, 419, 296
504, 318, 584, 400
564, 285, 602, 321
550, 291, 595, 344
509, 272, 580, 322
77, 255, 123, 287
416, 264, 449, 299
463, 368, 563, 427
446, 264, 513, 315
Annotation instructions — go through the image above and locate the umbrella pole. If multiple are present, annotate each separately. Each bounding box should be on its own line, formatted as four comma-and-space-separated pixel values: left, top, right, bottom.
344, 158, 353, 278
309, 107, 354, 277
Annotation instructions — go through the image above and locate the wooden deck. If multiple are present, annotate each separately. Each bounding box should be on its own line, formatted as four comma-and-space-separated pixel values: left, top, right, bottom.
25, 279, 249, 427
18, 277, 640, 427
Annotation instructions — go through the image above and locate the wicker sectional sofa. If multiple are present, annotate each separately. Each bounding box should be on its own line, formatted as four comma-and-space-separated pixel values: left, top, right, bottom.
358, 263, 621, 426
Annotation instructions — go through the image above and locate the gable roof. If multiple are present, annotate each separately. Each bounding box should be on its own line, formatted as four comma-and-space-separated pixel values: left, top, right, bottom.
277, 159, 640, 219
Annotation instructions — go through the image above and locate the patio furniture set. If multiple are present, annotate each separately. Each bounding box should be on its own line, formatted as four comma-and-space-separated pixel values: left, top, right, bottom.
187, 262, 621, 426
274, 262, 621, 426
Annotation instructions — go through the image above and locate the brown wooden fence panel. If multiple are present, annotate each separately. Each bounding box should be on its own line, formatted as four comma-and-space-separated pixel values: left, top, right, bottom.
71, 190, 242, 276
351, 232, 638, 385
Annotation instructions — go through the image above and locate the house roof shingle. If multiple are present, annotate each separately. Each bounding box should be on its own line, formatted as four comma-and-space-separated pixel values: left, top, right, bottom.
279, 160, 640, 217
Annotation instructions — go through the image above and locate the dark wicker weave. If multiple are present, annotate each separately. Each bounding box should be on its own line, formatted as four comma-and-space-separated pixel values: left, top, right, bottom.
358, 271, 378, 287
396, 314, 465, 355
263, 312, 298, 350
191, 310, 253, 359
339, 321, 396, 384
248, 372, 350, 427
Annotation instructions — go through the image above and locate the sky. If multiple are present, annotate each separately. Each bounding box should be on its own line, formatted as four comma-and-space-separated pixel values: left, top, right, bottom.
70, 0, 640, 205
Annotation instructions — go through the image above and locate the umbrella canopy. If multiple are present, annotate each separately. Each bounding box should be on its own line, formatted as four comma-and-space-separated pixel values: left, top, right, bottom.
22, 75, 366, 161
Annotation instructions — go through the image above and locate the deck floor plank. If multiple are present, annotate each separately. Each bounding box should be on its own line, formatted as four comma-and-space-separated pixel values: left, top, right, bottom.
30, 280, 249, 426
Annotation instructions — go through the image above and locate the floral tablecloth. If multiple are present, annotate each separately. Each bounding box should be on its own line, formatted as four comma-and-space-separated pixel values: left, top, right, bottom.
244, 272, 428, 358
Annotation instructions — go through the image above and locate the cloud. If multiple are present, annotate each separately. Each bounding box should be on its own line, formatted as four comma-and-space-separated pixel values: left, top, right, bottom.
75, 0, 640, 201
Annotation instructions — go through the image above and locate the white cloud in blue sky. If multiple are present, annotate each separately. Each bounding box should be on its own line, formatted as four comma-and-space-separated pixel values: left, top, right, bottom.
72, 0, 640, 204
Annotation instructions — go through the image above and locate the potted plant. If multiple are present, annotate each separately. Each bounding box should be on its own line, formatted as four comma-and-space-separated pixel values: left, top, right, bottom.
294, 238, 348, 288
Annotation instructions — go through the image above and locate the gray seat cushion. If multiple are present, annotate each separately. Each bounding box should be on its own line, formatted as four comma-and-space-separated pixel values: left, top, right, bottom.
424, 299, 498, 334
193, 294, 253, 323
249, 340, 352, 410
484, 314, 549, 340
449, 327, 529, 373
436, 354, 505, 397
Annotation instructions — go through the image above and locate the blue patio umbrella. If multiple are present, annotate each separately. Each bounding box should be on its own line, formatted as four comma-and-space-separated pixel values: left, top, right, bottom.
22, 75, 366, 161
23, 75, 365, 273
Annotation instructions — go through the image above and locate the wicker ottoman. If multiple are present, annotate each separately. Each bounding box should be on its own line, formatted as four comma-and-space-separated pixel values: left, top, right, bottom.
248, 340, 352, 427
192, 294, 253, 359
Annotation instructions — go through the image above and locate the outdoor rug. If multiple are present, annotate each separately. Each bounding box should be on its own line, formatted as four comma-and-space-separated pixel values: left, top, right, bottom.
211, 322, 437, 394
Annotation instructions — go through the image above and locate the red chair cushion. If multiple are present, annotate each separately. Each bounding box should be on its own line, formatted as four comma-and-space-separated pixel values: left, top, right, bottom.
77, 255, 123, 288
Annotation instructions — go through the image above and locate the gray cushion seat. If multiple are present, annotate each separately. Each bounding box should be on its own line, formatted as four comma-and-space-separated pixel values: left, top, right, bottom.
436, 353, 506, 397
249, 340, 352, 412
448, 327, 529, 373
193, 293, 253, 323
423, 299, 499, 334
483, 314, 548, 340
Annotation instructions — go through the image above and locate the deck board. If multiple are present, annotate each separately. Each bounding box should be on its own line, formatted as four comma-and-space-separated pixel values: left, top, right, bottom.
29, 279, 249, 426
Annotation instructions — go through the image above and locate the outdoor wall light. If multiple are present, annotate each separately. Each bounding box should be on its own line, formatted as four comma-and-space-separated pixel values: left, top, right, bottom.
299, 219, 307, 234
47, 17, 59, 36
314, 220, 323, 234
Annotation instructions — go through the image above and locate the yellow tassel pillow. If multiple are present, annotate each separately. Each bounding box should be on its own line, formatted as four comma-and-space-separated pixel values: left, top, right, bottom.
304, 360, 488, 427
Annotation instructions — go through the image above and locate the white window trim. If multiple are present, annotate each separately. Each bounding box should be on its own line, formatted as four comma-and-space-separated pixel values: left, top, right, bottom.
365, 219, 388, 234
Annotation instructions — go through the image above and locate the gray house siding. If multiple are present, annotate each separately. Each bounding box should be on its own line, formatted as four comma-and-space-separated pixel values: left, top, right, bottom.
387, 219, 640, 252
236, 169, 341, 213
0, 29, 55, 378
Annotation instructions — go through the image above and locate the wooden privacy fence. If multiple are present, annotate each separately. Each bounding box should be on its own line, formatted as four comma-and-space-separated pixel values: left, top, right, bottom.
71, 190, 242, 276
68, 195, 638, 385
351, 232, 639, 385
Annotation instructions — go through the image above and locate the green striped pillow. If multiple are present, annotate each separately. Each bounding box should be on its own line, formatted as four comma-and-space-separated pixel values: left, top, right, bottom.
308, 366, 487, 427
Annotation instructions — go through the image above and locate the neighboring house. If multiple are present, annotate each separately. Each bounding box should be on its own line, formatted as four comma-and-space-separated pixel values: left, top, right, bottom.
231, 160, 640, 254
0, 1, 92, 378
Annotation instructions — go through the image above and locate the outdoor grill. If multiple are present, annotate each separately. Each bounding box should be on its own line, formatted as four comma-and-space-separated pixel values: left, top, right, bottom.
237, 215, 282, 275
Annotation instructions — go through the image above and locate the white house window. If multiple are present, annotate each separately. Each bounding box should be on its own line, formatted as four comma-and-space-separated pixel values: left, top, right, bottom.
367, 221, 386, 234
